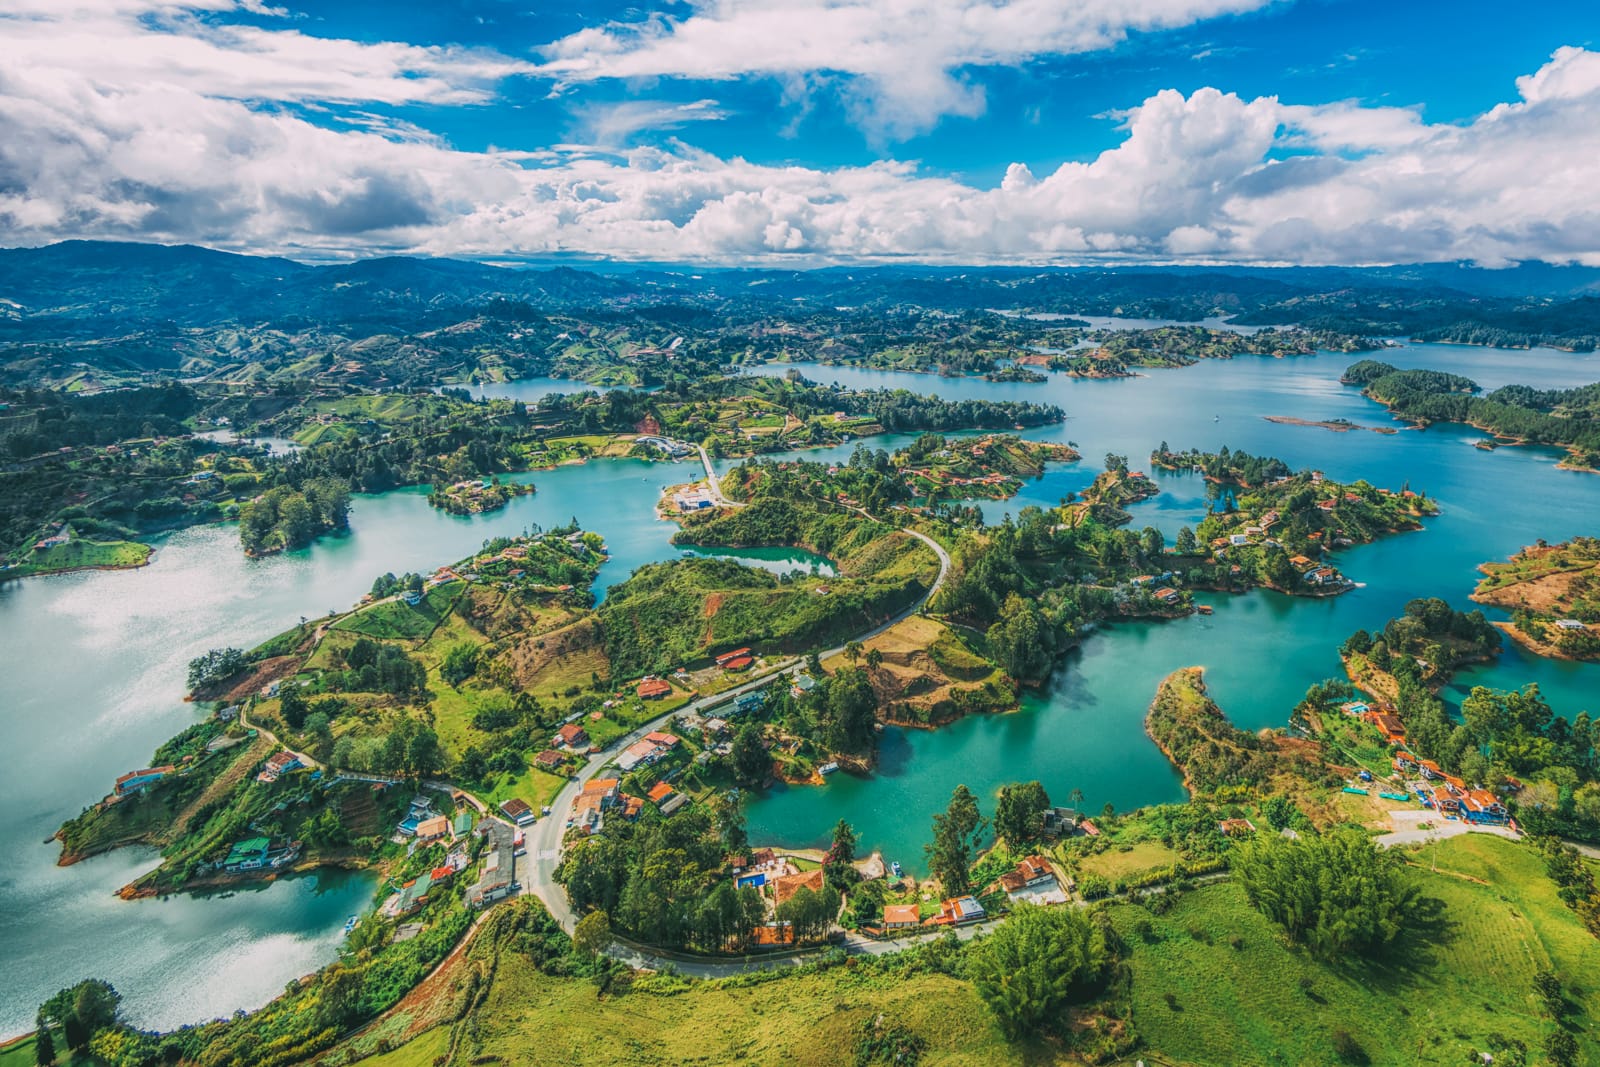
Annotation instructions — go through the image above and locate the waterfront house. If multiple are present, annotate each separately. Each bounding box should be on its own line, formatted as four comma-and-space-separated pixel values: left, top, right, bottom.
883, 904, 921, 930
114, 765, 176, 796
1041, 806, 1081, 837
223, 836, 272, 872
1153, 587, 1180, 605
995, 855, 1066, 904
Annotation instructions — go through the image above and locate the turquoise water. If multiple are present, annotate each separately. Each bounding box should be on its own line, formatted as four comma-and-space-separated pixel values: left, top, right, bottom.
738, 347, 1600, 870
3, 348, 1598, 1031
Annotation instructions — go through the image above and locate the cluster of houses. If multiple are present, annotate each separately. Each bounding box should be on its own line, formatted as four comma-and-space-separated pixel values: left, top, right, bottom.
1129, 572, 1182, 606
1339, 701, 1515, 827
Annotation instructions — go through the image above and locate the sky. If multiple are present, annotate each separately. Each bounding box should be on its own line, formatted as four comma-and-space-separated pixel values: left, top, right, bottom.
1, 0, 1597, 266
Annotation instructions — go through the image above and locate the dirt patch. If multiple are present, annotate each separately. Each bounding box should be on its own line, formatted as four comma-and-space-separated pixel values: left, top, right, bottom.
1474, 564, 1593, 615
197, 655, 303, 704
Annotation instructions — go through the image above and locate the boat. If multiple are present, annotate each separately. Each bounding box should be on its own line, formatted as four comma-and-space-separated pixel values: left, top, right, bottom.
343, 916, 360, 934
1213, 414, 1220, 421
890, 860, 903, 878
818, 761, 839, 776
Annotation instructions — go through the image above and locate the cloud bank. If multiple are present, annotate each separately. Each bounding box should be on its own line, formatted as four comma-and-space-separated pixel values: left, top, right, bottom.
3, 1, 1600, 266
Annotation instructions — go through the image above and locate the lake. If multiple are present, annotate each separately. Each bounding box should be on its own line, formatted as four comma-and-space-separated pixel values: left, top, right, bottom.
4, 344, 1598, 1033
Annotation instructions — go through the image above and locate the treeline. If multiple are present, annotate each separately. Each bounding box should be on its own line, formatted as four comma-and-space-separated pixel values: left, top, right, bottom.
0, 382, 198, 457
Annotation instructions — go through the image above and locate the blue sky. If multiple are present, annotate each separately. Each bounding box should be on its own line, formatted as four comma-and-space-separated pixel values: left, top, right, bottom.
2, 0, 1598, 264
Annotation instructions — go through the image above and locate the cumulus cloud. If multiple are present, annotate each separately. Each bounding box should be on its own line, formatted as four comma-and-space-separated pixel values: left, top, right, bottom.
2, 2, 1600, 267
535, 0, 1276, 136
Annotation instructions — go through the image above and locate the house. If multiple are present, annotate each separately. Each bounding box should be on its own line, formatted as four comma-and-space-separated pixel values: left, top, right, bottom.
1218, 818, 1256, 836
715, 647, 753, 666
1131, 575, 1155, 587
638, 678, 673, 700
582, 778, 621, 808
772, 867, 826, 908
222, 836, 272, 872
618, 739, 660, 772
647, 781, 675, 805
1152, 587, 1180, 605
555, 723, 591, 750
1339, 701, 1371, 717
1363, 710, 1408, 744
255, 750, 303, 783
414, 815, 450, 843
648, 781, 689, 815
721, 656, 754, 672
935, 896, 987, 926
499, 798, 535, 826
114, 765, 175, 796
883, 904, 921, 929
790, 673, 818, 697
452, 810, 474, 838
1394, 752, 1419, 773
1460, 789, 1510, 825
1041, 806, 1081, 837
752, 923, 796, 947
1229, 534, 1251, 547
1289, 555, 1316, 571
385, 871, 434, 917
733, 692, 767, 716
1555, 619, 1587, 631
995, 855, 1066, 903
534, 750, 565, 771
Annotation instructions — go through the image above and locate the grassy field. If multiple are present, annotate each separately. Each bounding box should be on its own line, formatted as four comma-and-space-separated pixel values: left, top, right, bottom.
0, 1035, 101, 1067
1109, 834, 1599, 1067
354, 957, 1033, 1067
17, 537, 151, 576
1077, 840, 1183, 880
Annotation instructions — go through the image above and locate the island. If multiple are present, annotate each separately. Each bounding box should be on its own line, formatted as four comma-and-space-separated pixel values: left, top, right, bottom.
1473, 538, 1600, 660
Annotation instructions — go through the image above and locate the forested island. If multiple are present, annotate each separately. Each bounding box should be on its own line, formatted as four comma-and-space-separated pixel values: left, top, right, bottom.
1343, 359, 1600, 470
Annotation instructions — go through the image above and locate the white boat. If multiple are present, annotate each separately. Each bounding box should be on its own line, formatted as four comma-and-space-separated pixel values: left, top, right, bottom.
818, 761, 839, 776
343, 915, 360, 934
890, 861, 903, 878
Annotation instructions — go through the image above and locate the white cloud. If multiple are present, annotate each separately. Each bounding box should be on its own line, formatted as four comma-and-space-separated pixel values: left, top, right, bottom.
535, 0, 1277, 136
3, 3, 1600, 268
571, 98, 729, 146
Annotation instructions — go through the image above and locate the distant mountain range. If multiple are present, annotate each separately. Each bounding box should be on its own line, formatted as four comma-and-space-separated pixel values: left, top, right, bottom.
2, 240, 1598, 357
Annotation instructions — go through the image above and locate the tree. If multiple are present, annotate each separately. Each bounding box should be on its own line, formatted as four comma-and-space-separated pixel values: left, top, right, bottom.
186, 647, 245, 692
731, 723, 769, 786
823, 667, 877, 753
1233, 829, 1425, 958
70, 980, 119, 1034
824, 819, 859, 891
278, 683, 308, 731
574, 910, 612, 959
1545, 1029, 1579, 1067
1175, 525, 1198, 556
926, 785, 986, 896
34, 1025, 54, 1066
1261, 794, 1298, 832
441, 642, 479, 687
967, 905, 1109, 1037
864, 647, 884, 670
986, 593, 1058, 684
993, 781, 1051, 847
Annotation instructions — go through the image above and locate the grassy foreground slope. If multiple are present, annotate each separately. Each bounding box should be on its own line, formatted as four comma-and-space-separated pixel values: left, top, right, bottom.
321, 833, 1597, 1067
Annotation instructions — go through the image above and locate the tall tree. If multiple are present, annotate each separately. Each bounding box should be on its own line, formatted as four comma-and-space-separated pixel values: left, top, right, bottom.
993, 781, 1051, 847
926, 785, 986, 896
